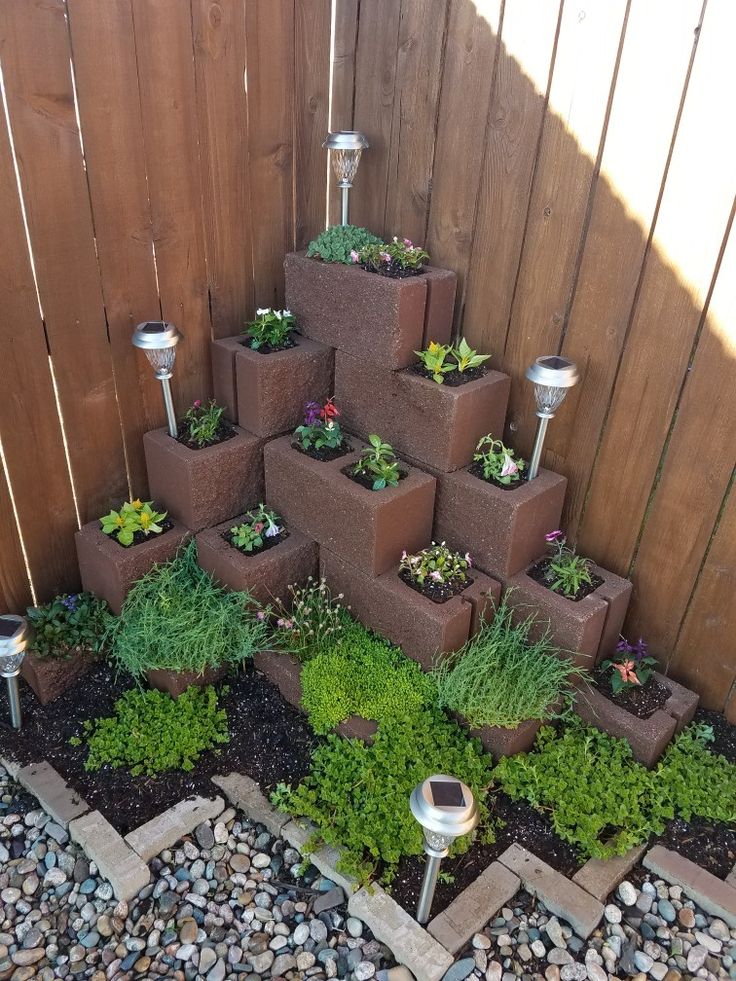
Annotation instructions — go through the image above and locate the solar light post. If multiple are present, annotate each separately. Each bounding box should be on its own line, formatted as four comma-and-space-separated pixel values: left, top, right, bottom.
323, 131, 369, 226
0, 614, 28, 730
410, 775, 479, 924
132, 321, 183, 438
525, 356, 580, 480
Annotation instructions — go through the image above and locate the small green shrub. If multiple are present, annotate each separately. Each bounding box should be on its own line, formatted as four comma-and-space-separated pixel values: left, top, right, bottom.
307, 224, 381, 264
100, 499, 167, 546
182, 399, 227, 448
300, 619, 433, 733
348, 434, 401, 490
108, 541, 270, 678
243, 308, 295, 351
26, 592, 112, 659
273, 708, 494, 883
80, 685, 228, 776
354, 236, 429, 276
271, 577, 349, 661
399, 542, 471, 588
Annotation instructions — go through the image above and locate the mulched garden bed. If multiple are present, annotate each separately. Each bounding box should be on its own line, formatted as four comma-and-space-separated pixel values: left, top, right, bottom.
411, 364, 488, 387
2, 662, 316, 836
467, 460, 528, 491
111, 516, 175, 549
592, 666, 672, 719
655, 816, 736, 880
291, 440, 353, 463
175, 420, 236, 452
222, 527, 290, 556
398, 569, 473, 604
528, 557, 605, 602
695, 706, 736, 762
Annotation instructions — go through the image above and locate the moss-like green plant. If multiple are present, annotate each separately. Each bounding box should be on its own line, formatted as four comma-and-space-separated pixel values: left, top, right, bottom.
79, 685, 228, 776
434, 600, 585, 729
657, 726, 736, 826
300, 619, 434, 733
306, 224, 381, 264
108, 541, 270, 678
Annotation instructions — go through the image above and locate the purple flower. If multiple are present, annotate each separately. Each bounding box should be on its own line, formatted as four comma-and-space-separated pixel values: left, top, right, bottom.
403, 237, 413, 247
304, 401, 321, 426
545, 530, 563, 543
61, 594, 78, 612
256, 611, 266, 621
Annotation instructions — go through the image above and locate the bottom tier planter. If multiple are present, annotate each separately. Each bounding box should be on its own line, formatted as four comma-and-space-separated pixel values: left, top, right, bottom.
146, 665, 227, 700
320, 548, 501, 671
456, 713, 543, 760
21, 648, 96, 705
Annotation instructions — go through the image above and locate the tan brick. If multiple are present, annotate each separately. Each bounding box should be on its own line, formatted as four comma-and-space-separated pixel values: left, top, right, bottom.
124, 796, 224, 862
428, 861, 520, 954
572, 844, 648, 901
211, 773, 289, 838
643, 845, 736, 927
17, 761, 89, 829
70, 811, 150, 902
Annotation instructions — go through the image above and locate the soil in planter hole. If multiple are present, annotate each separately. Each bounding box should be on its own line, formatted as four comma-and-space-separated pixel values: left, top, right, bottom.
222, 527, 290, 557
528, 556, 605, 603
241, 335, 298, 355
410, 363, 489, 387
694, 707, 736, 763
110, 516, 175, 549
341, 465, 408, 492
592, 666, 671, 720
468, 460, 529, 492
291, 439, 353, 463
2, 661, 316, 835
655, 816, 736, 880
360, 261, 425, 279
398, 568, 473, 604
175, 419, 236, 452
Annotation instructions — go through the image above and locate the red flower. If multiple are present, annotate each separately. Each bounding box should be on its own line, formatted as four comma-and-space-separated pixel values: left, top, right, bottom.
320, 398, 340, 421
614, 660, 641, 685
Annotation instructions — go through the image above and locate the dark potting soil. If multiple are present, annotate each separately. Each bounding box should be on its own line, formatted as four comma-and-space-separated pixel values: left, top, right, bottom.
291, 439, 353, 463
175, 419, 236, 452
111, 516, 175, 549
528, 557, 605, 603
389, 791, 584, 916
592, 666, 672, 720
222, 527, 291, 557
410, 363, 488, 387
360, 261, 424, 279
242, 335, 298, 355
468, 460, 528, 492
341, 466, 407, 492
656, 816, 736, 880
694, 707, 736, 763
398, 568, 473, 605
2, 661, 317, 836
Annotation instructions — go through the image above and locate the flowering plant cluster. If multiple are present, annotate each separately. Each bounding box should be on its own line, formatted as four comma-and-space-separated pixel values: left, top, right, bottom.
293, 397, 344, 453
100, 499, 167, 547
399, 542, 472, 588
474, 435, 526, 485
243, 308, 295, 351
349, 434, 401, 490
542, 530, 594, 599
26, 591, 111, 660
351, 236, 429, 277
183, 399, 226, 448
600, 637, 659, 693
414, 339, 491, 384
229, 504, 283, 554
272, 577, 348, 660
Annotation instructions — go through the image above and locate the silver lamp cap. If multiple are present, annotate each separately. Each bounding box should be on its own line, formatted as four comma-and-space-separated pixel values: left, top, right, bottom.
0, 615, 28, 678
410, 775, 478, 838
323, 130, 369, 151
525, 356, 579, 389
132, 321, 182, 351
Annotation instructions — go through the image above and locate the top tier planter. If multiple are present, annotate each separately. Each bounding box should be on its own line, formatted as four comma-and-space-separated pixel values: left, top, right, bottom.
284, 251, 457, 369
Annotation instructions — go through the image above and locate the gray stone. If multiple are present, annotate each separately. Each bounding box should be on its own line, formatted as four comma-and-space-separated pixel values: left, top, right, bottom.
617, 881, 638, 906
441, 959, 475, 981
314, 885, 345, 914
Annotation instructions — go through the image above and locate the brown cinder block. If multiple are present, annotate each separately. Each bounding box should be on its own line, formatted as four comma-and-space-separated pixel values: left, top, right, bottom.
211, 335, 243, 423
264, 436, 436, 576
75, 519, 190, 615
335, 350, 510, 472
661, 671, 699, 730
284, 251, 457, 369
253, 650, 303, 711
434, 468, 567, 579
422, 267, 457, 347
146, 665, 227, 700
458, 715, 544, 760
144, 426, 265, 533
21, 648, 96, 706
196, 519, 318, 607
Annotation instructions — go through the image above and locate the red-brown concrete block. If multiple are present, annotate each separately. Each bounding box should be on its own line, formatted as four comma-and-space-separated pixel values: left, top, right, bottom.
21, 648, 96, 706
335, 350, 510, 473
422, 267, 457, 347
144, 426, 265, 533
264, 436, 436, 576
75, 519, 191, 615
661, 672, 699, 730
211, 336, 243, 423
146, 665, 226, 700
457, 714, 543, 760
434, 467, 567, 579
254, 650, 303, 711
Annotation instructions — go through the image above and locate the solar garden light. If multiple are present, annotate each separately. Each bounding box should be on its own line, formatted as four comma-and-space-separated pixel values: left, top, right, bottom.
132, 321, 183, 438
323, 131, 369, 226
410, 774, 479, 924
525, 355, 580, 480
0, 614, 28, 730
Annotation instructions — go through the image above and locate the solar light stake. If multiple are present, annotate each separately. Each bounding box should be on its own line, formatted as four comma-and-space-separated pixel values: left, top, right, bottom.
323, 131, 369, 225
525, 356, 580, 480
410, 775, 478, 924
0, 615, 28, 730
132, 321, 183, 438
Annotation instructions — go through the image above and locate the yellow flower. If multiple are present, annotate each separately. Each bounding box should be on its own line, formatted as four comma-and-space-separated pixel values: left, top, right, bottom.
115, 515, 125, 527
428, 341, 440, 353
131, 498, 143, 510
139, 512, 152, 529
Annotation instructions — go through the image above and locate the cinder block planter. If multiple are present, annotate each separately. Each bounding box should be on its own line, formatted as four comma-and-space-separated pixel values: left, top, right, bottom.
144, 426, 265, 533
211, 335, 243, 423
20, 648, 96, 706
504, 562, 632, 669
196, 519, 318, 607
254, 650, 303, 710
76, 519, 190, 615
264, 436, 436, 576
284, 251, 457, 369
146, 665, 227, 699
434, 467, 567, 579
321, 548, 501, 670
334, 350, 510, 472
457, 714, 544, 760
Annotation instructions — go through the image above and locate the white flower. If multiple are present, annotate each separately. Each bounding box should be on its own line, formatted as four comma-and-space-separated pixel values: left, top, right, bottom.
500, 453, 518, 478
430, 570, 443, 582
282, 309, 292, 317
274, 310, 282, 320
256, 307, 270, 316
264, 522, 281, 538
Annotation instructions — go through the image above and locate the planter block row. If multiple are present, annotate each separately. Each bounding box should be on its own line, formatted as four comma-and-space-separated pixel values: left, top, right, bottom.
147, 665, 226, 701
320, 548, 501, 671
434, 467, 567, 579
21, 648, 96, 706
263, 436, 436, 576
284, 251, 457, 370
457, 713, 543, 760
335, 350, 510, 473
196, 519, 318, 608
211, 335, 334, 435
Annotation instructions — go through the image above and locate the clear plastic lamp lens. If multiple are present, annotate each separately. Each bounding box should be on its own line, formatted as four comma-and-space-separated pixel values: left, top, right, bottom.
330, 147, 363, 186
525, 356, 580, 479
423, 828, 456, 856
533, 383, 569, 417
0, 650, 25, 678
144, 346, 177, 379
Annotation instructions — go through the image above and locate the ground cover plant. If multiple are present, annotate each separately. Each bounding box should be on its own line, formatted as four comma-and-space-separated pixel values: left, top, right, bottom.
434, 600, 584, 729
292, 397, 348, 460
227, 505, 285, 555
399, 542, 473, 603
26, 592, 112, 659
108, 540, 270, 678
100, 498, 168, 547
243, 307, 296, 353
346, 434, 402, 490
272, 577, 349, 660
414, 338, 490, 384
180, 398, 230, 449
352, 236, 429, 278
472, 434, 526, 487
306, 224, 381, 264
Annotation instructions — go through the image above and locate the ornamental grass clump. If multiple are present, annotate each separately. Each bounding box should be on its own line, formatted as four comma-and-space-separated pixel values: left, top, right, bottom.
108, 540, 270, 678
434, 600, 584, 729
26, 592, 112, 659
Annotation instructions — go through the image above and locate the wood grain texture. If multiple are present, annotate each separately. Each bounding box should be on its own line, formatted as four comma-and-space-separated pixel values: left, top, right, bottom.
328, 0, 359, 226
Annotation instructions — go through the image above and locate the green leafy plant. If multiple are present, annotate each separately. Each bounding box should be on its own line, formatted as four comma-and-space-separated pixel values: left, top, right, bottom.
108, 540, 270, 678
273, 708, 493, 884
293, 398, 344, 454
450, 338, 491, 374
300, 618, 434, 733
434, 599, 585, 729
353, 236, 429, 276
473, 435, 526, 486
307, 224, 381, 264
657, 726, 736, 826
414, 341, 454, 384
79, 685, 229, 776
26, 592, 112, 659
599, 636, 659, 693
243, 308, 295, 351
542, 530, 595, 599
100, 499, 167, 547
399, 542, 472, 588
182, 399, 226, 448
349, 434, 401, 490
271, 577, 348, 661
229, 505, 283, 554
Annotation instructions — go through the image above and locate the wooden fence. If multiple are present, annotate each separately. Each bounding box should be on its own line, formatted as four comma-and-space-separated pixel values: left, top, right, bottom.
0, 0, 733, 713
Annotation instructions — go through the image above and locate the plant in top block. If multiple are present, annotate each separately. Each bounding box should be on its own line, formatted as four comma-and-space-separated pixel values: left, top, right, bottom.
414, 341, 455, 384
227, 504, 286, 556
306, 224, 382, 264
243, 307, 297, 354
399, 541, 473, 604
414, 337, 490, 386
100, 499, 170, 548
472, 435, 526, 488
346, 434, 403, 491
449, 338, 491, 379
26, 592, 112, 660
271, 576, 349, 662
292, 397, 349, 461
180, 398, 232, 450
352, 235, 429, 279
534, 529, 602, 601
596, 635, 667, 719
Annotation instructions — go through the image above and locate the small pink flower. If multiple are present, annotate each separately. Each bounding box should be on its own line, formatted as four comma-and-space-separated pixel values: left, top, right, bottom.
430, 570, 443, 582
276, 618, 284, 627
283, 619, 294, 630
256, 611, 266, 621
401, 550, 407, 561
500, 453, 518, 478
403, 237, 413, 246
349, 250, 360, 263
193, 399, 202, 409
545, 530, 563, 542
380, 251, 390, 262
465, 552, 472, 567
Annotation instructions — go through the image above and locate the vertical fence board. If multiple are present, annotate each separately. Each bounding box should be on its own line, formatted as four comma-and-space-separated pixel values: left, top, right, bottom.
328, 0, 359, 226
0, 472, 31, 614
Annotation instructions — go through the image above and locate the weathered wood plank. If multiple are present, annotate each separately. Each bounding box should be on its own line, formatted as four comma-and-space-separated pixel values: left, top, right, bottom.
328, 0, 359, 226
